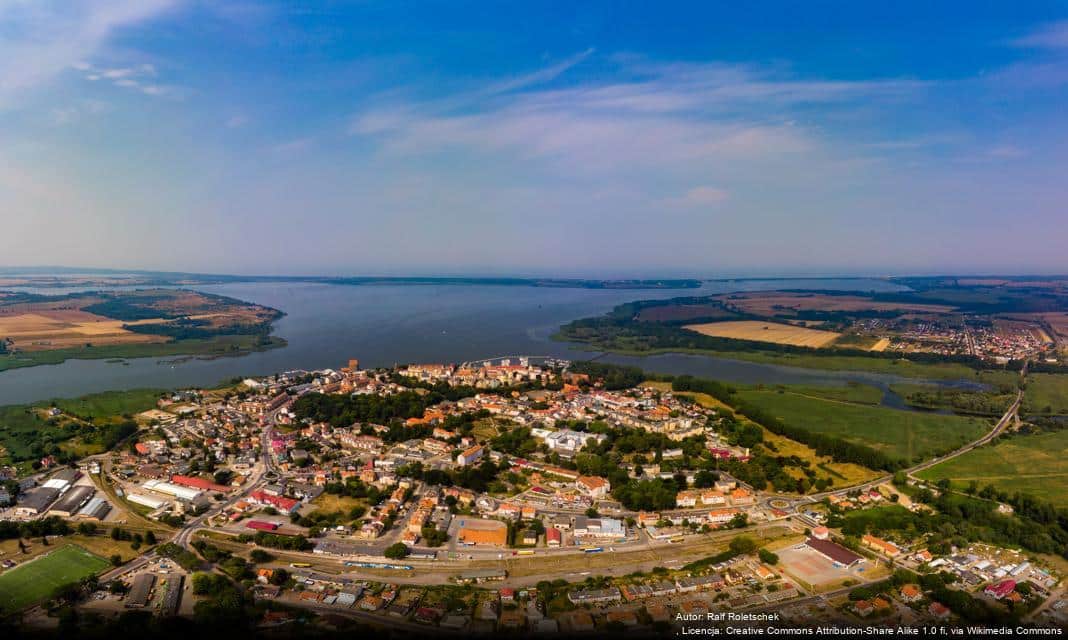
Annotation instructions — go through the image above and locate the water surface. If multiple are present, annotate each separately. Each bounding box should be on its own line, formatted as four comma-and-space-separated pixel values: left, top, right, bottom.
0, 278, 935, 405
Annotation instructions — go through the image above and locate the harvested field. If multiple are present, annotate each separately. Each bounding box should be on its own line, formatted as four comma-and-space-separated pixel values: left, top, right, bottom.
0, 289, 280, 354
685, 320, 841, 348
718, 292, 955, 316
0, 312, 166, 351
869, 337, 891, 352
1013, 312, 1068, 344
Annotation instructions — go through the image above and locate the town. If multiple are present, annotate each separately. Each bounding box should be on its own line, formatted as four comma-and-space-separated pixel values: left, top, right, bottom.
1, 357, 1063, 634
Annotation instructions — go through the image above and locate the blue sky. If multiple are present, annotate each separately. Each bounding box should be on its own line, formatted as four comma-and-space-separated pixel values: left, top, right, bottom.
2, 1, 1067, 277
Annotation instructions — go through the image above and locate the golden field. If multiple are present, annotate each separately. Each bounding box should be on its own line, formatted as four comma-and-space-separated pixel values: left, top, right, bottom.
684, 320, 841, 348
0, 312, 167, 350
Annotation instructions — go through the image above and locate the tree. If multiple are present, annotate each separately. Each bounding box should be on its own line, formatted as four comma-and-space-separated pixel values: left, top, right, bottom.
269, 568, 290, 586
728, 536, 756, 555
110, 554, 123, 567
384, 543, 410, 560
758, 548, 779, 565
145, 531, 157, 545
250, 549, 275, 563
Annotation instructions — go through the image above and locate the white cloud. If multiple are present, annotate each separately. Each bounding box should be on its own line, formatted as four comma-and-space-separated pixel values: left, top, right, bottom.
73, 61, 175, 97
347, 57, 910, 177
485, 48, 595, 95
0, 0, 178, 106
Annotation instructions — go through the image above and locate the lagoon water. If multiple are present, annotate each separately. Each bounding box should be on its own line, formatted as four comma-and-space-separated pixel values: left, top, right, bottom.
0, 278, 926, 405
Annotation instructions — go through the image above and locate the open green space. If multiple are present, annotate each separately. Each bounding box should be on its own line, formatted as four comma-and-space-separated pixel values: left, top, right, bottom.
54, 389, 164, 422
0, 389, 162, 471
917, 429, 1068, 507
0, 334, 286, 373
1022, 373, 1068, 415
669, 349, 991, 381
0, 545, 110, 613
733, 387, 991, 463
760, 382, 885, 405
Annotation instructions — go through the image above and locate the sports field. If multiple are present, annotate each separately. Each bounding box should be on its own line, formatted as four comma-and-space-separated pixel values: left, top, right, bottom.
0, 545, 110, 613
917, 430, 1068, 507
735, 388, 990, 463
685, 320, 841, 348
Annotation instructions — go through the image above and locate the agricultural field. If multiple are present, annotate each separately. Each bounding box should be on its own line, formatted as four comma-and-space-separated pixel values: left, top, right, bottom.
0, 545, 110, 613
716, 291, 955, 317
917, 430, 1068, 507
734, 388, 991, 463
1022, 373, 1068, 415
0, 288, 283, 371
684, 320, 841, 348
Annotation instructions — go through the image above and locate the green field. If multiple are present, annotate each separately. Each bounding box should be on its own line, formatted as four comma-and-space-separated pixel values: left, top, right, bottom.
734, 388, 991, 463
0, 334, 286, 373
1022, 373, 1068, 415
759, 382, 885, 405
54, 389, 164, 421
0, 545, 110, 613
0, 389, 163, 470
917, 430, 1068, 507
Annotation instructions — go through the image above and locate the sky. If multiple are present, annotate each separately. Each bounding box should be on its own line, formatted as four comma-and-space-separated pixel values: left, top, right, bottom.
1, 1, 1067, 278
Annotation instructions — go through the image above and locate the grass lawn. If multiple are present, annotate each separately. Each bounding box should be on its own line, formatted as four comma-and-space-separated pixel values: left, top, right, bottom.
0, 545, 110, 613
735, 388, 991, 463
1023, 373, 1068, 415
917, 430, 1068, 507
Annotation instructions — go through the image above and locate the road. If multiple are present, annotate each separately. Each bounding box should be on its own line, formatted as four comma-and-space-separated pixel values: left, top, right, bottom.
759, 386, 1024, 514
96, 364, 1029, 605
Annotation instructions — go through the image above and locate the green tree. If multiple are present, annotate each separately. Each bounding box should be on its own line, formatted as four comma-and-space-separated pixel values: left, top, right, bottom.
384, 542, 410, 560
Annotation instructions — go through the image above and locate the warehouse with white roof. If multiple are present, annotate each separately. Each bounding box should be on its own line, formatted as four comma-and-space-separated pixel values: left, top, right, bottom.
142, 479, 202, 502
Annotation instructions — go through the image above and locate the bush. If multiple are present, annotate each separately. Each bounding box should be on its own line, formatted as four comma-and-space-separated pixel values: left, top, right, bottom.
758, 548, 779, 565
384, 542, 410, 560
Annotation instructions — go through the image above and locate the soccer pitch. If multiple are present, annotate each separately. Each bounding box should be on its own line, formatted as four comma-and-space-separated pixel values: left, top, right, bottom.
0, 545, 110, 613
